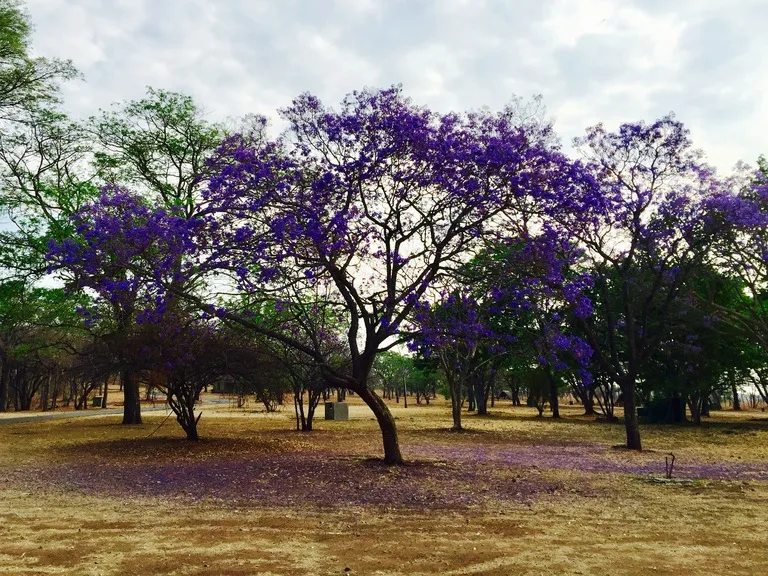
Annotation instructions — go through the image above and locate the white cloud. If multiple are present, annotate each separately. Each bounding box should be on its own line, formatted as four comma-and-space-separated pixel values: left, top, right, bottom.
23, 0, 768, 171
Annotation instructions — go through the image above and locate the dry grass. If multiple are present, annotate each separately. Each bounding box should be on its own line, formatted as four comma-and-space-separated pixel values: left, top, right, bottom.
1, 397, 767, 575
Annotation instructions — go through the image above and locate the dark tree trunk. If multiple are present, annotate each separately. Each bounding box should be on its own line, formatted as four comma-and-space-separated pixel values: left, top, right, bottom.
182, 403, 200, 440
305, 389, 321, 431
473, 375, 489, 416
572, 380, 596, 416
166, 376, 204, 441
0, 359, 10, 412
185, 421, 200, 441
467, 381, 476, 412
548, 371, 560, 419
621, 378, 641, 450
581, 387, 596, 416
511, 382, 520, 406
731, 372, 741, 411
688, 393, 702, 426
701, 396, 710, 418
294, 390, 304, 431
448, 376, 463, 431
121, 370, 142, 425
356, 385, 402, 465
102, 375, 109, 409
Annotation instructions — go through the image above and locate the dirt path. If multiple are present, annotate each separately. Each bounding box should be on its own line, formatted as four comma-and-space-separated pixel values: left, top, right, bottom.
0, 397, 235, 425
0, 406, 170, 424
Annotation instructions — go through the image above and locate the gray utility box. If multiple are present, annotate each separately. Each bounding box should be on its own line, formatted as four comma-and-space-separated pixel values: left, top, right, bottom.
324, 402, 349, 421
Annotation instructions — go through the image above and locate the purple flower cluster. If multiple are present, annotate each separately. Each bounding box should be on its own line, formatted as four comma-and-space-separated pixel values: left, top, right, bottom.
46, 186, 204, 325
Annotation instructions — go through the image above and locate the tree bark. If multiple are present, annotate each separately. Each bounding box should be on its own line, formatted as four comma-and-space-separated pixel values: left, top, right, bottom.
102, 375, 109, 409
356, 385, 403, 465
449, 376, 463, 430
582, 388, 596, 416
0, 359, 9, 412
731, 372, 741, 411
701, 396, 710, 417
121, 369, 142, 425
473, 375, 489, 416
621, 378, 641, 450
511, 382, 520, 406
548, 371, 560, 419
688, 393, 702, 426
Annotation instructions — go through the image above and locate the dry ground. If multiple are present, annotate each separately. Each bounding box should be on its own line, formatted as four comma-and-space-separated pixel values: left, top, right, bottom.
1, 397, 767, 575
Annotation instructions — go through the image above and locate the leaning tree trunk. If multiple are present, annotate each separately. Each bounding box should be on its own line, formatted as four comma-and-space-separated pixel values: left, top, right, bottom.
121, 369, 142, 425
621, 377, 641, 450
356, 385, 403, 465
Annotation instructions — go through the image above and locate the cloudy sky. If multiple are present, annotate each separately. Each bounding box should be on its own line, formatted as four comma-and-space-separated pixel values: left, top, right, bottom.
25, 0, 767, 172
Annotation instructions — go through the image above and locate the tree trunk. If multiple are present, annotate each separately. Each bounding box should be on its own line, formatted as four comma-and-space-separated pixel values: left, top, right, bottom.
183, 406, 200, 441
731, 372, 741, 411
121, 370, 142, 425
306, 390, 320, 431
293, 391, 303, 431
102, 375, 109, 408
473, 376, 489, 416
448, 375, 462, 430
0, 359, 10, 412
688, 393, 702, 426
583, 387, 596, 416
548, 371, 560, 419
621, 378, 641, 450
356, 385, 403, 465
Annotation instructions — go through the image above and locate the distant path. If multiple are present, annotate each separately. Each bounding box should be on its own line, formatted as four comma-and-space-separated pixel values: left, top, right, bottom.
0, 405, 170, 424
0, 396, 234, 424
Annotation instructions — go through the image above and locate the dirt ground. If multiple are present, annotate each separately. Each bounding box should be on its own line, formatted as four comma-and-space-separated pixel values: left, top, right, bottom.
1, 396, 767, 575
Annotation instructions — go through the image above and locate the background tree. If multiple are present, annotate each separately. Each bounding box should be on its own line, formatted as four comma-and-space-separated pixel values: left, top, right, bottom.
46, 188, 204, 423
557, 115, 728, 449
90, 87, 228, 217
707, 158, 768, 358
0, 0, 77, 119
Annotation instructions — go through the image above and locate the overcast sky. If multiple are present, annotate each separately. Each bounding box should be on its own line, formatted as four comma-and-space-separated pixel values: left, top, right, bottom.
25, 0, 767, 172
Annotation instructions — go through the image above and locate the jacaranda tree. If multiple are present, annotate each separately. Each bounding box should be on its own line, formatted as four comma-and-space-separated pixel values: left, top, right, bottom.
46, 187, 203, 423
556, 115, 730, 449
409, 228, 592, 429
48, 87, 583, 463
196, 88, 586, 462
